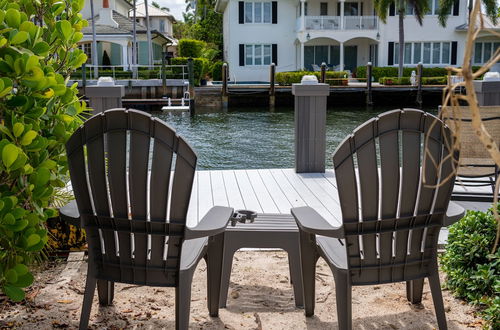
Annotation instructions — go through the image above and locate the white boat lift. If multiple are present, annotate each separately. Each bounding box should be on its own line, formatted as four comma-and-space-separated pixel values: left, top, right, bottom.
161, 91, 190, 112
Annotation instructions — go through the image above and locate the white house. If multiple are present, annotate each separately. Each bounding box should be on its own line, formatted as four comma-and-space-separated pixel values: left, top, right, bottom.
79, 0, 177, 68
215, 0, 500, 82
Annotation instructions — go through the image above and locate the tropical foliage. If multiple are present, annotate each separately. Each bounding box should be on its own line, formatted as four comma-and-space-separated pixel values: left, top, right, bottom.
441, 207, 500, 328
0, 0, 87, 301
374, 0, 430, 78
438, 0, 498, 27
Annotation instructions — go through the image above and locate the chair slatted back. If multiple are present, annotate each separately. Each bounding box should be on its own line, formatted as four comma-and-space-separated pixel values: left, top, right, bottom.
66, 109, 197, 287
333, 109, 457, 285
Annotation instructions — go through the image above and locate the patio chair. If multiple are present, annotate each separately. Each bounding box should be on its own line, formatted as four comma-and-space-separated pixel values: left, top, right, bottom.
66, 109, 233, 330
440, 105, 500, 201
312, 64, 321, 72
292, 109, 459, 329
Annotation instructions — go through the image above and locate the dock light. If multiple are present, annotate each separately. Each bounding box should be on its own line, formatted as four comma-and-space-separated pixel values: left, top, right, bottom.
306, 33, 311, 41
376, 32, 380, 40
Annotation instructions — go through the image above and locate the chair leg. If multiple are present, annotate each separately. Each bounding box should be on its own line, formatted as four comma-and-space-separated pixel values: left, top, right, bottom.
79, 273, 97, 330
333, 270, 352, 330
97, 280, 114, 306
406, 279, 424, 304
287, 243, 304, 308
176, 269, 196, 330
206, 233, 224, 317
428, 273, 448, 330
219, 240, 238, 308
299, 231, 318, 317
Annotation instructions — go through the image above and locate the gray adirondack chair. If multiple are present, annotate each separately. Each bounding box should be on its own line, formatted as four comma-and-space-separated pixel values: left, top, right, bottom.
66, 109, 233, 330
292, 109, 459, 329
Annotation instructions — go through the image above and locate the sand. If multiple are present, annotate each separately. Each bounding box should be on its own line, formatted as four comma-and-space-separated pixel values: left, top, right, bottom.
0, 251, 485, 329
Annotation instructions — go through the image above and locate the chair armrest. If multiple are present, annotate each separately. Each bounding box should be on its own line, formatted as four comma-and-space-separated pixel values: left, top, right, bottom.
443, 201, 465, 227
60, 199, 81, 227
291, 206, 344, 239
184, 206, 234, 240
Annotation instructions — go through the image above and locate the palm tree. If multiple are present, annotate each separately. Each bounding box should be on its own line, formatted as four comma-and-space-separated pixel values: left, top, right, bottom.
90, 0, 98, 79
144, 0, 153, 67
375, 0, 430, 78
152, 1, 170, 11
437, 0, 498, 27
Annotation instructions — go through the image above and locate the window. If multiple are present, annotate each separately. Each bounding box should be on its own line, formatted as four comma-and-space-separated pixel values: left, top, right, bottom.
320, 2, 328, 15
426, 0, 452, 15
244, 2, 272, 23
78, 43, 92, 64
245, 44, 272, 65
473, 42, 500, 64
159, 20, 165, 32
344, 2, 358, 16
394, 42, 451, 65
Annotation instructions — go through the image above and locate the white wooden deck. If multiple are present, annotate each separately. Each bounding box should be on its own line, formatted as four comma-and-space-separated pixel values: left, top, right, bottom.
186, 168, 343, 227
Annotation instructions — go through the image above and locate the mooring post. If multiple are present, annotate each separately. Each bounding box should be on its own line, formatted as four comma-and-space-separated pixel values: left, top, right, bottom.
222, 63, 228, 111
292, 76, 330, 173
320, 63, 327, 83
416, 62, 423, 108
85, 77, 125, 115
187, 58, 195, 115
269, 63, 276, 111
366, 62, 373, 107
161, 51, 167, 97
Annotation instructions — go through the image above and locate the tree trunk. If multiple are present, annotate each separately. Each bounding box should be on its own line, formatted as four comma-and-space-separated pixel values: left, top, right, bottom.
398, 8, 404, 78
133, 0, 137, 78
90, 0, 98, 79
144, 0, 153, 68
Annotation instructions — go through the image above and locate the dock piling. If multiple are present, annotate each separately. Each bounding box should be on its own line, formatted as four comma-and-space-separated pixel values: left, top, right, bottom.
269, 63, 276, 111
320, 63, 326, 83
366, 62, 373, 107
188, 58, 195, 115
222, 63, 228, 112
416, 62, 423, 108
161, 52, 167, 97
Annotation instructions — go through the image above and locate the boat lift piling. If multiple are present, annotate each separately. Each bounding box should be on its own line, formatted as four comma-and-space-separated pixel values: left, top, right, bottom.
320, 63, 326, 83
417, 62, 423, 108
366, 62, 373, 107
188, 58, 195, 115
222, 63, 229, 112
269, 63, 276, 111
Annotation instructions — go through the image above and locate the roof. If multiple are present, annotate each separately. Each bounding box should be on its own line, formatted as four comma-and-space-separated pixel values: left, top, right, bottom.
456, 14, 500, 31
215, 0, 228, 13
82, 10, 176, 44
133, 2, 176, 22
83, 10, 147, 34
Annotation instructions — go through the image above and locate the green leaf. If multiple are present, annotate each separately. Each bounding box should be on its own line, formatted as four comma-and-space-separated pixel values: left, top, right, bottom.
2, 144, 18, 168
26, 233, 40, 247
3, 213, 15, 225
4, 9, 20, 28
10, 31, 28, 45
20, 130, 37, 146
3, 285, 25, 302
34, 167, 50, 186
56, 20, 72, 41
13, 264, 28, 276
5, 269, 18, 284
25, 55, 38, 71
5, 219, 28, 232
12, 122, 24, 138
32, 42, 49, 56
13, 272, 33, 288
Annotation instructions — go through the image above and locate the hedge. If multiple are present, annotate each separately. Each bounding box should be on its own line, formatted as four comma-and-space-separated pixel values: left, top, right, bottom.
170, 57, 208, 86
379, 76, 448, 85
210, 61, 224, 81
357, 66, 483, 81
276, 71, 348, 86
178, 39, 206, 58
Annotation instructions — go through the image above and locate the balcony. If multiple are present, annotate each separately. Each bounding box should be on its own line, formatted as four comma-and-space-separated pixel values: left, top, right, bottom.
298, 15, 378, 31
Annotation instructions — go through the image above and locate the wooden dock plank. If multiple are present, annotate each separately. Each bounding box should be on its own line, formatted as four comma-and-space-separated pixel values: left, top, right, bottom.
258, 169, 293, 213
233, 170, 263, 213
210, 170, 229, 206
268, 169, 307, 208
300, 172, 343, 218
222, 170, 246, 210
186, 171, 198, 227
245, 169, 280, 213
197, 170, 214, 223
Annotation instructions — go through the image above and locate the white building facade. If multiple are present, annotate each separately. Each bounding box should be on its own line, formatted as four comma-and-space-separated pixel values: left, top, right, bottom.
216, 0, 499, 82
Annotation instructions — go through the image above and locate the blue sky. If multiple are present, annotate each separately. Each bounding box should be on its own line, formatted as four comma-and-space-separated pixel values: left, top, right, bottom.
153, 0, 189, 22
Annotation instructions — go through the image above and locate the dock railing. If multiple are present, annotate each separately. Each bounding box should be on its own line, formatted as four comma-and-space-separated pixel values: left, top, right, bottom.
72, 64, 189, 81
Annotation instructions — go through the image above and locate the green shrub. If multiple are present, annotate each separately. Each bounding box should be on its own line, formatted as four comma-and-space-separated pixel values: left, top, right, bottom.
378, 76, 447, 85
178, 39, 206, 58
357, 66, 485, 81
210, 61, 224, 81
0, 0, 88, 301
276, 71, 348, 86
441, 207, 500, 328
171, 57, 207, 86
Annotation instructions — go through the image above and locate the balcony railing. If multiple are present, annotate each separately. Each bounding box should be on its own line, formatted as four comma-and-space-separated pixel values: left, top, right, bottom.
301, 15, 378, 31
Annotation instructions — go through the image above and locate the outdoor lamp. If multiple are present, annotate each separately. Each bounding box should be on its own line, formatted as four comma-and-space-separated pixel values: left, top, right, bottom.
306, 33, 311, 41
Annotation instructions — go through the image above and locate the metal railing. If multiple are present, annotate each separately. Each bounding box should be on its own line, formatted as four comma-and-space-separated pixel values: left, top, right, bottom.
72, 64, 189, 81
300, 15, 378, 31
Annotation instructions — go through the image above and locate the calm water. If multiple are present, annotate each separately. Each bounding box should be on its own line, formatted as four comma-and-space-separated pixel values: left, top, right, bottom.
154, 107, 429, 170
